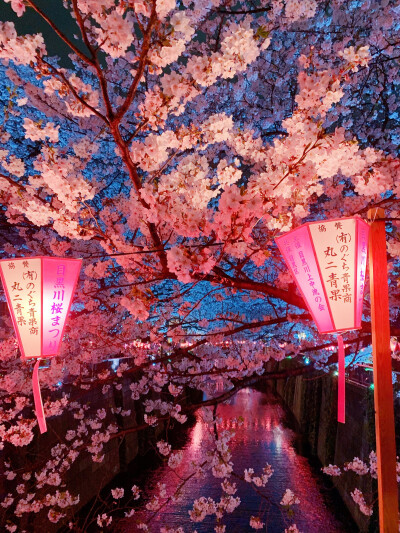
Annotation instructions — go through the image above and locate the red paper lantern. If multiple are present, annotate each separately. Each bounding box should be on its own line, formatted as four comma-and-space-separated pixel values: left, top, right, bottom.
275, 217, 369, 423
0, 257, 81, 433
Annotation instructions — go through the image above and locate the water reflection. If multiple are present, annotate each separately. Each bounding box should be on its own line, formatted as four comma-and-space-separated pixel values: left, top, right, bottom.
123, 388, 355, 532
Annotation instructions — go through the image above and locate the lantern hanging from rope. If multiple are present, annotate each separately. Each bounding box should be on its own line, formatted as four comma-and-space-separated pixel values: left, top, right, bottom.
0, 257, 81, 433
275, 217, 369, 423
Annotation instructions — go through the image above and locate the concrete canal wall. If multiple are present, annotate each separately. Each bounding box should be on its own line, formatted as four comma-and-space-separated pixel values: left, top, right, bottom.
0, 377, 199, 533
271, 359, 400, 533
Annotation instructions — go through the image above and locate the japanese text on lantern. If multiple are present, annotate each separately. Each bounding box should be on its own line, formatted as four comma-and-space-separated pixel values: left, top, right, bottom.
47, 264, 65, 352
292, 235, 326, 312
309, 219, 357, 331
276, 225, 334, 333
41, 258, 81, 357
0, 258, 42, 357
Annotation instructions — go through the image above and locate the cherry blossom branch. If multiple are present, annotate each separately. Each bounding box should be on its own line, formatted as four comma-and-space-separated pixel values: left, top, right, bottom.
272, 132, 324, 191
70, 0, 115, 122
140, 459, 209, 526
217, 7, 272, 15
38, 57, 108, 123
25, 0, 95, 67
205, 267, 307, 310
115, 1, 158, 122
183, 366, 317, 412
108, 123, 170, 273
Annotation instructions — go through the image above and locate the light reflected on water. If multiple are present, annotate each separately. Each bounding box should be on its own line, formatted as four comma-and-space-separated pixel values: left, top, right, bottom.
191, 419, 204, 451
123, 388, 355, 532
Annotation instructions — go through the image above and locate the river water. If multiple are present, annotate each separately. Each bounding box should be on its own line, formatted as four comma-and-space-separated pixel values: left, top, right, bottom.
122, 388, 356, 532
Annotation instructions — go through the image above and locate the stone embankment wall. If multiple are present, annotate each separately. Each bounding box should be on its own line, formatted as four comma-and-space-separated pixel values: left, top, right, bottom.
271, 359, 400, 533
0, 376, 199, 533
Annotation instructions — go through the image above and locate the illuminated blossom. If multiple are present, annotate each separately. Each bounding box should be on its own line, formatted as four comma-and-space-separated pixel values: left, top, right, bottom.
111, 487, 124, 499
280, 489, 300, 506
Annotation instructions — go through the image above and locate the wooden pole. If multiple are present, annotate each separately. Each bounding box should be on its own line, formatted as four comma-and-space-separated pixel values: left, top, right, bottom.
368, 207, 398, 532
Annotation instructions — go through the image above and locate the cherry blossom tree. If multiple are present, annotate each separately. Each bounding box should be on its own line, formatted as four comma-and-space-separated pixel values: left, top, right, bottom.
0, 0, 400, 530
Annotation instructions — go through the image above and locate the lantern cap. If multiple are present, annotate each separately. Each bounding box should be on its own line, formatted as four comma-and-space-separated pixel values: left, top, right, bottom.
0, 256, 83, 261
275, 215, 369, 242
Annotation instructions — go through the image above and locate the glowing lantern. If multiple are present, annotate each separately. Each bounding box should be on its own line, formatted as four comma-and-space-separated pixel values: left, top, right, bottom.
0, 257, 81, 433
275, 217, 369, 423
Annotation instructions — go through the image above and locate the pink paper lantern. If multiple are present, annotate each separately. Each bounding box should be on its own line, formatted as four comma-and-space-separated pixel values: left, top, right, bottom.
275, 217, 370, 423
0, 256, 81, 432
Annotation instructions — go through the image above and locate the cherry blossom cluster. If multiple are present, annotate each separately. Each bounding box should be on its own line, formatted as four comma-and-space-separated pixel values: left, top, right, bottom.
350, 488, 373, 517
244, 464, 274, 487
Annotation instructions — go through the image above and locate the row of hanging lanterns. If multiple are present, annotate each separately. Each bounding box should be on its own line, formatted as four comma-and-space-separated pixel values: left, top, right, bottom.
2, 213, 397, 533
0, 216, 371, 430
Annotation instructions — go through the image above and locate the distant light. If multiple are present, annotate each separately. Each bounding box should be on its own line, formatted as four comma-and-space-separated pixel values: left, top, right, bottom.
110, 359, 120, 372
304, 357, 310, 365
57, 381, 62, 387
370, 383, 375, 390
287, 356, 292, 359
334, 370, 339, 376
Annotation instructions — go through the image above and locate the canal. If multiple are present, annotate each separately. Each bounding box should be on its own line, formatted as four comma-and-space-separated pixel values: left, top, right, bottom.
119, 387, 357, 532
